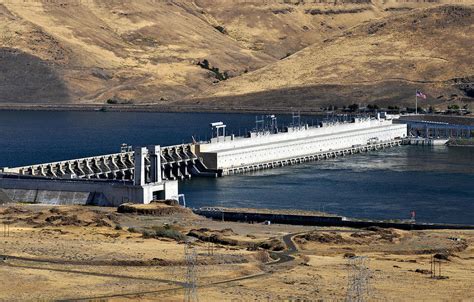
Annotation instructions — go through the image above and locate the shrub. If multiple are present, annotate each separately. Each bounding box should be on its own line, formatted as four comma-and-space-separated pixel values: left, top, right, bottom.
197, 60, 229, 81
142, 225, 185, 241
214, 25, 227, 34
115, 224, 122, 230
106, 98, 134, 105
197, 59, 210, 70
367, 104, 379, 110
128, 227, 138, 233
106, 99, 118, 104
348, 103, 359, 112
344, 252, 356, 258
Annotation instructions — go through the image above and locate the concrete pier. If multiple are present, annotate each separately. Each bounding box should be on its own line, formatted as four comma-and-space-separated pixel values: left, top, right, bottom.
407, 138, 449, 146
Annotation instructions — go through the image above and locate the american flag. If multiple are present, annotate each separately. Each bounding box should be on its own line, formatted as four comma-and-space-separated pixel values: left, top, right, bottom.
416, 90, 427, 99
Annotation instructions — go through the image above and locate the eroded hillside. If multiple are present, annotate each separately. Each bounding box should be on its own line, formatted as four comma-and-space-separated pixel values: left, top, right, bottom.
0, 0, 274, 104
197, 4, 474, 109
0, 0, 472, 108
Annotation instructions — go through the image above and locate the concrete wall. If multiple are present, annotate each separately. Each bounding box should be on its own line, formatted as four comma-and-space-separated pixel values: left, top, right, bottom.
195, 209, 474, 230
0, 188, 91, 205
0, 177, 179, 207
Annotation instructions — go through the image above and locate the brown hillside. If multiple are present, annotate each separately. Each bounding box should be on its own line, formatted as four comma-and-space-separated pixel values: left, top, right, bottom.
0, 0, 274, 104
0, 0, 472, 108
196, 4, 474, 110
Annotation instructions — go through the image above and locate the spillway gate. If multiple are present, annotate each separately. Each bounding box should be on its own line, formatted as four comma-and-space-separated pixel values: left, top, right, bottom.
2, 144, 217, 181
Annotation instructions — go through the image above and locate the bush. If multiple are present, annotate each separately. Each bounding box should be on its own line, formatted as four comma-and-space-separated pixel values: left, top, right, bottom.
115, 224, 122, 230
214, 25, 227, 34
367, 104, 379, 111
344, 252, 356, 258
128, 227, 138, 233
106, 98, 134, 105
197, 59, 210, 70
197, 60, 229, 81
348, 103, 359, 112
142, 225, 185, 241
49, 207, 61, 214
106, 99, 118, 104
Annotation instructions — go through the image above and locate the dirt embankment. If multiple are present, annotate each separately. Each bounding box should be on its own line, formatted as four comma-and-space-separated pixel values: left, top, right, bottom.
117, 201, 191, 216
295, 227, 404, 245
0, 206, 121, 228
188, 227, 286, 251
295, 227, 469, 255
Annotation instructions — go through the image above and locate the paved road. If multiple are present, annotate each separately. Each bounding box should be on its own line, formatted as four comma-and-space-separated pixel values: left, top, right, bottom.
269, 232, 300, 265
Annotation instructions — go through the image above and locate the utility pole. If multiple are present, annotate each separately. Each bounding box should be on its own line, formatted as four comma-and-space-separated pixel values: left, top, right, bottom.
415, 91, 418, 115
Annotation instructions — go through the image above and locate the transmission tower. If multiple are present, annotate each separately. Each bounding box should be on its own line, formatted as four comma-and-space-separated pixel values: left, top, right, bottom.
346, 256, 370, 302
184, 240, 198, 302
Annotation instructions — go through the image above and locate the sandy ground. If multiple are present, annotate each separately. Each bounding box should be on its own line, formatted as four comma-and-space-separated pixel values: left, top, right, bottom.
0, 204, 473, 301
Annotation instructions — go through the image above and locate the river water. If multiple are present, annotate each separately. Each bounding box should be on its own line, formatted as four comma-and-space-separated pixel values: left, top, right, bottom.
0, 110, 472, 224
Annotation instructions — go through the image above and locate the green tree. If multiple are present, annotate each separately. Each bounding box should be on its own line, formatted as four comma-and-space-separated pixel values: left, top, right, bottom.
348, 103, 359, 112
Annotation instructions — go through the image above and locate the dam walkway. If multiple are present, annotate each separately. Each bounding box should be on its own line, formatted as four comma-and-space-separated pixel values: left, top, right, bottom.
2, 139, 404, 181
225, 139, 403, 175
1, 144, 216, 181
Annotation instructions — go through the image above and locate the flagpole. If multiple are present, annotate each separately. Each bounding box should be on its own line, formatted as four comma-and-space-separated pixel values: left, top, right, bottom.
415, 91, 418, 115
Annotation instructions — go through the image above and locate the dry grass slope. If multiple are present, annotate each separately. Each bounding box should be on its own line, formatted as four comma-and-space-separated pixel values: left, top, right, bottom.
0, 0, 275, 104
0, 0, 472, 109
200, 4, 474, 109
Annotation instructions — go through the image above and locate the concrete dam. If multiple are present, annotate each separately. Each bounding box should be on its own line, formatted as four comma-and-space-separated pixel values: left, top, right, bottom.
0, 114, 408, 206
2, 143, 215, 181
197, 115, 407, 175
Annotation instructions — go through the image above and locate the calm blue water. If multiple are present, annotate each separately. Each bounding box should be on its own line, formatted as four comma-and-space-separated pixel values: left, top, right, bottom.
0, 110, 473, 224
